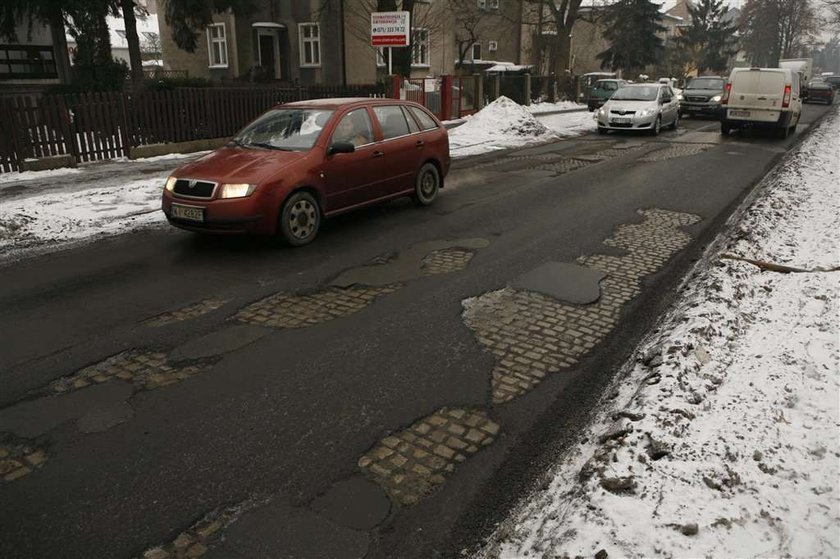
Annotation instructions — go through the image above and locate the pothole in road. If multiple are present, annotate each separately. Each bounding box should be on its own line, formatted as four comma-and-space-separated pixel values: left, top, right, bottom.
0, 434, 47, 484
45, 350, 210, 394
331, 238, 489, 287
140, 497, 265, 559
233, 284, 402, 329
144, 298, 229, 327
463, 209, 702, 403
421, 247, 476, 275
357, 408, 499, 506
639, 143, 716, 162
234, 239, 489, 329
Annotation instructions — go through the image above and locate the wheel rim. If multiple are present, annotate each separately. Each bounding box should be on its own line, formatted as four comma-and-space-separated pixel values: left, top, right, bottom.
288, 199, 317, 239
420, 169, 437, 199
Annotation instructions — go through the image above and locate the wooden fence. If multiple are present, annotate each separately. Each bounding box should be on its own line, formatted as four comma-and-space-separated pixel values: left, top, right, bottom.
0, 83, 386, 173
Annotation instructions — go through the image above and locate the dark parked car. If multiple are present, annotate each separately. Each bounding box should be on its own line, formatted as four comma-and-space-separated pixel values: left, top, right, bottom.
162, 98, 450, 246
804, 81, 835, 104
678, 76, 726, 118
587, 79, 628, 111
823, 75, 840, 89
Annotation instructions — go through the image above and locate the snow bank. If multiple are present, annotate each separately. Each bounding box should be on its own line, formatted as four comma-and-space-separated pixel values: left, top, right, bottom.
481, 110, 840, 558
449, 96, 555, 157
0, 167, 81, 185
526, 101, 586, 114
0, 175, 168, 257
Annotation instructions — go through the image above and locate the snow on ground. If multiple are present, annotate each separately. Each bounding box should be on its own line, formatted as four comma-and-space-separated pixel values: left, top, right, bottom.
526, 100, 586, 114
450, 96, 589, 157
0, 166, 82, 185
0, 174, 168, 256
479, 108, 840, 559
537, 110, 598, 137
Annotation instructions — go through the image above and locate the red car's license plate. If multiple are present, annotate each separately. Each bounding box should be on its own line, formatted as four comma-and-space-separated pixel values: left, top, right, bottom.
171, 204, 204, 222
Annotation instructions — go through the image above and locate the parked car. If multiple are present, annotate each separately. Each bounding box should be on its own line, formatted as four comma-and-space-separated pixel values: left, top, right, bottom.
823, 75, 840, 89
720, 67, 802, 138
678, 76, 726, 118
587, 79, 628, 111
595, 83, 680, 135
803, 80, 835, 104
161, 98, 450, 246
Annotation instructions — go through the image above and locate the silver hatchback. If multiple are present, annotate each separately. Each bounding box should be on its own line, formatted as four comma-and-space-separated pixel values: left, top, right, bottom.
595, 84, 680, 135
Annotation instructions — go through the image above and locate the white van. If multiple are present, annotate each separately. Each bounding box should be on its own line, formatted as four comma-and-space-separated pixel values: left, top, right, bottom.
720, 68, 802, 138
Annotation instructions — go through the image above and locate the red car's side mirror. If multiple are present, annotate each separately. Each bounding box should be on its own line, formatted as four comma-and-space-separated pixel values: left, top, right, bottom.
327, 142, 355, 156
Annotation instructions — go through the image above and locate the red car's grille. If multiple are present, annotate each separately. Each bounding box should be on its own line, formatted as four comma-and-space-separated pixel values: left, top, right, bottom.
173, 179, 216, 198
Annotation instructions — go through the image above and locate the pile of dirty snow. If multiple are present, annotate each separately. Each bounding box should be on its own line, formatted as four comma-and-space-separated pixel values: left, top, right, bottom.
478, 108, 840, 558
449, 96, 554, 157
0, 175, 168, 258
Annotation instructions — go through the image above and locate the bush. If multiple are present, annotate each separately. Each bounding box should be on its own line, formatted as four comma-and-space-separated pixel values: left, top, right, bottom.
72, 58, 129, 92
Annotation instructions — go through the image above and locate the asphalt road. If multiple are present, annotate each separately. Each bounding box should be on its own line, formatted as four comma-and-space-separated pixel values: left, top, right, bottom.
0, 104, 834, 559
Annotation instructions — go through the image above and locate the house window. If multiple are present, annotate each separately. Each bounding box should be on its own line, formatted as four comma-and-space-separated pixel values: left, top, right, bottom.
411, 28, 429, 67
488, 40, 498, 52
471, 43, 482, 61
478, 0, 500, 9
299, 23, 321, 67
207, 23, 228, 68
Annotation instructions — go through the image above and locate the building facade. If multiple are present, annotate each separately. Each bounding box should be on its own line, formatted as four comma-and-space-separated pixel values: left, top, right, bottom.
158, 0, 526, 85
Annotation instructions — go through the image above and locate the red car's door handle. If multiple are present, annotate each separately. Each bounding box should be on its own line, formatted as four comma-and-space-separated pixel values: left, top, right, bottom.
416, 140, 425, 148
372, 151, 384, 158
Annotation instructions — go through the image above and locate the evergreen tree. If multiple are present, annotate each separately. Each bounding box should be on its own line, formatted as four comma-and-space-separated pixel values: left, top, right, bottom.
597, 0, 666, 73
678, 0, 738, 73
159, 0, 255, 53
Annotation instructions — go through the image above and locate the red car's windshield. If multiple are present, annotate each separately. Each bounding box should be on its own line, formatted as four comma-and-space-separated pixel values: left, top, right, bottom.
233, 109, 334, 151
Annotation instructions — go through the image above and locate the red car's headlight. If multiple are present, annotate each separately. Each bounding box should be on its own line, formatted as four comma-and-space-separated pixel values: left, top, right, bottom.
164, 176, 177, 192
219, 183, 257, 199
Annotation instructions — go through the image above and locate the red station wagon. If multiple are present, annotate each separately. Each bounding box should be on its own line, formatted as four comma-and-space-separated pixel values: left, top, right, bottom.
162, 98, 450, 245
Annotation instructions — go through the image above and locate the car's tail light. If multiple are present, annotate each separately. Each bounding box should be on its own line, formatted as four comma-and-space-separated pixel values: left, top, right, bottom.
782, 84, 791, 108
721, 83, 731, 105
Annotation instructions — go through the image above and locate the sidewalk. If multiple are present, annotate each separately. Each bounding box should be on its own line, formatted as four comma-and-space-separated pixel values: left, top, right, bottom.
479, 108, 840, 558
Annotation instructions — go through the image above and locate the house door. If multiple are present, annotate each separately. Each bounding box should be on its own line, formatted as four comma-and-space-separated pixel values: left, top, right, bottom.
259, 34, 276, 79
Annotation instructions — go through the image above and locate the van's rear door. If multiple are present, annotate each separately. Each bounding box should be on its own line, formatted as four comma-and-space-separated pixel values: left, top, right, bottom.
727, 69, 786, 122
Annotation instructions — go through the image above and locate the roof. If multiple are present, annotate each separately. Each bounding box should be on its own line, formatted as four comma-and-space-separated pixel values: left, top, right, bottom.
283, 98, 409, 109
485, 63, 533, 73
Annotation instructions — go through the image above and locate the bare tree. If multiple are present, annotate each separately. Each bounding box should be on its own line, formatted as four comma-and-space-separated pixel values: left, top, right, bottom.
319, 0, 446, 76
519, 0, 586, 75
740, 0, 818, 66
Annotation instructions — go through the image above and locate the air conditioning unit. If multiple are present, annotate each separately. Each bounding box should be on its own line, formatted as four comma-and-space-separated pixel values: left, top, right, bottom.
488, 41, 498, 52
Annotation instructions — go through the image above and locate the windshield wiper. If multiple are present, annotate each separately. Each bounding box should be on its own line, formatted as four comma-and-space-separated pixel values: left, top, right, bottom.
229, 138, 248, 148
249, 142, 294, 151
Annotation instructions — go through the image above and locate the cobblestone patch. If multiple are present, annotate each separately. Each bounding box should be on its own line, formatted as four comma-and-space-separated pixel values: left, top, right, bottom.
140, 500, 261, 559
358, 408, 499, 506
579, 144, 649, 161
144, 299, 228, 327
46, 350, 206, 395
463, 209, 701, 403
533, 158, 593, 175
421, 248, 475, 275
639, 143, 715, 162
0, 436, 47, 484
234, 285, 401, 329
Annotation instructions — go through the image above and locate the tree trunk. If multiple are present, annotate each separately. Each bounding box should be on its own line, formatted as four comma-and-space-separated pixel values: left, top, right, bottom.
553, 28, 572, 75
121, 0, 144, 85
47, 5, 72, 84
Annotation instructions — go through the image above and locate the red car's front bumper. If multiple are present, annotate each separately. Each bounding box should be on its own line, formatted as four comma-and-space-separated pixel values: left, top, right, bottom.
161, 190, 276, 235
